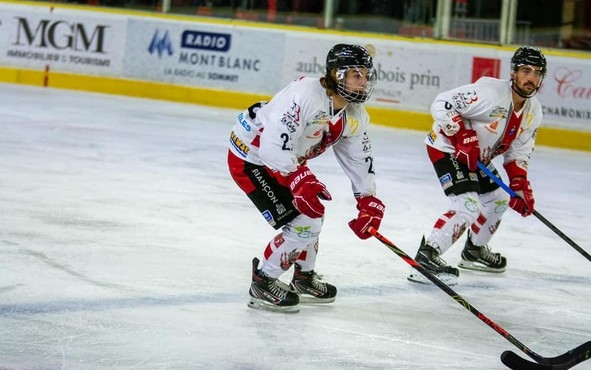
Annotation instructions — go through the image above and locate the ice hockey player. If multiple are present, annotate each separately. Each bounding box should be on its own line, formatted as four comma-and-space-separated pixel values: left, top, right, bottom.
227, 44, 386, 312
409, 46, 546, 285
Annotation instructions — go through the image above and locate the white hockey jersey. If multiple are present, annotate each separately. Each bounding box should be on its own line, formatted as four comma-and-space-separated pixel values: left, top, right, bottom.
426, 77, 543, 168
229, 77, 376, 197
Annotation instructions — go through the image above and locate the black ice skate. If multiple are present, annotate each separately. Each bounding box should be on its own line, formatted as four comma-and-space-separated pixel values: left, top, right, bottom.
458, 234, 507, 273
290, 264, 337, 304
247, 257, 300, 313
408, 236, 459, 286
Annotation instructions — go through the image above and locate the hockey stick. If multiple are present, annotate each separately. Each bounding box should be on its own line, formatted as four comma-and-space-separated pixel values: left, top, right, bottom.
476, 161, 591, 263
369, 228, 591, 370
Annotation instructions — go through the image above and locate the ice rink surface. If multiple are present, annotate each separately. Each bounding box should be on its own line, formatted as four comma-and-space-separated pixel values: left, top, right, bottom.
1, 83, 590, 370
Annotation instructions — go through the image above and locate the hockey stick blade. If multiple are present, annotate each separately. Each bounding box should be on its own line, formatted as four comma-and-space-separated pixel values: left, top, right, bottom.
368, 228, 591, 370
501, 340, 591, 370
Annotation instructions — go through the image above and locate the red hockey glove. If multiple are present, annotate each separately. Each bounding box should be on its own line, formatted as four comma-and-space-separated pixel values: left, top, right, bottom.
287, 166, 332, 219
453, 129, 480, 172
348, 196, 385, 240
509, 176, 534, 217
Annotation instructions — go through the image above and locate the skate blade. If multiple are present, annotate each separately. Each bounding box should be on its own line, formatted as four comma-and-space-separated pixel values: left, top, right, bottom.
297, 295, 336, 304
458, 260, 506, 273
247, 297, 300, 313
407, 270, 458, 286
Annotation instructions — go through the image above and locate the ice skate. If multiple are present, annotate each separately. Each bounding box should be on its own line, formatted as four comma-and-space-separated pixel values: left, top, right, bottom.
247, 257, 300, 313
458, 234, 507, 273
290, 264, 337, 303
408, 236, 459, 286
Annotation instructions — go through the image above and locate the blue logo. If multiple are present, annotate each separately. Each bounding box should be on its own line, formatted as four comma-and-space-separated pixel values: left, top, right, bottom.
262, 210, 274, 224
148, 30, 173, 57
181, 30, 231, 52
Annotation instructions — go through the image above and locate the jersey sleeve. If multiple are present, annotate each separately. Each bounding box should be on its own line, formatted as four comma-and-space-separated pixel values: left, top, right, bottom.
430, 78, 493, 125
332, 109, 376, 197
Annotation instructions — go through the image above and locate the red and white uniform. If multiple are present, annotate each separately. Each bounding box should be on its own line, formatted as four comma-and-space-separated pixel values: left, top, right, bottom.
424, 77, 543, 252
229, 76, 376, 197
228, 76, 375, 277
426, 77, 542, 171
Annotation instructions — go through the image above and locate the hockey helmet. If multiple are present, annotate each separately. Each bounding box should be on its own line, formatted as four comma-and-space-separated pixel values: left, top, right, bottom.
325, 44, 377, 103
511, 46, 547, 77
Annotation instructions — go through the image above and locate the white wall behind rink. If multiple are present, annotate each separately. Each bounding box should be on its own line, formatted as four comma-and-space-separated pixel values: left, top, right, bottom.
1, 1, 591, 132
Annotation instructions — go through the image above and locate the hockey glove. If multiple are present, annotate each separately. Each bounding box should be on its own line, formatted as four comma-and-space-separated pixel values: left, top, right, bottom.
348, 196, 385, 240
509, 176, 534, 217
454, 129, 480, 172
287, 166, 332, 219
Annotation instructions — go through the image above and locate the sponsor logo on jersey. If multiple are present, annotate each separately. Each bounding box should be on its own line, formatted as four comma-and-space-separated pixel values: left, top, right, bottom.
262, 210, 276, 227
439, 173, 453, 190
237, 112, 251, 132
230, 130, 250, 157
252, 168, 279, 204
427, 130, 437, 144
484, 120, 499, 133
489, 106, 508, 119
452, 90, 478, 109
294, 226, 312, 238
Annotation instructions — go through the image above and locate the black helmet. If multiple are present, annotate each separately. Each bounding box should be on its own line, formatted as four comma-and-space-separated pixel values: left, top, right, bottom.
325, 44, 377, 103
511, 46, 547, 77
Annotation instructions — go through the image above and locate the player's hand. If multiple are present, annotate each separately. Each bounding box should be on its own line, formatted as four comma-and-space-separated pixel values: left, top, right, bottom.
509, 177, 534, 217
348, 196, 385, 240
454, 129, 480, 172
287, 166, 332, 218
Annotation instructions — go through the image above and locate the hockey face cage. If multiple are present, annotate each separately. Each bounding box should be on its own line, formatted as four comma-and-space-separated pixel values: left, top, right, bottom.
334, 65, 377, 104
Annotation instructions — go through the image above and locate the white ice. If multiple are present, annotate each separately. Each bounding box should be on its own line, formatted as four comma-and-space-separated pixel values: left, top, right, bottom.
1, 83, 590, 370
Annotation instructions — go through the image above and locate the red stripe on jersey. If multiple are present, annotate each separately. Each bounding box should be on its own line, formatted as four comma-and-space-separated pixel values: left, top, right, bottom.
326, 114, 345, 145
493, 110, 523, 155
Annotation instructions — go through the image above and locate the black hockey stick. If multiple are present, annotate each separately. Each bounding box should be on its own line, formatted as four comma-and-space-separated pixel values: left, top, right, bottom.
369, 228, 591, 370
477, 161, 591, 263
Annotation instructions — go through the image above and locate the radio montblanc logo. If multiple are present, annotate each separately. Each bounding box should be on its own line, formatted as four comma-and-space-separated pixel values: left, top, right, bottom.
148, 29, 173, 58
181, 30, 231, 52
